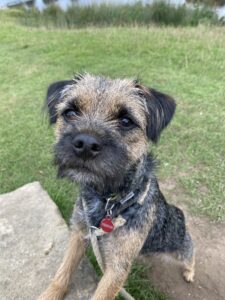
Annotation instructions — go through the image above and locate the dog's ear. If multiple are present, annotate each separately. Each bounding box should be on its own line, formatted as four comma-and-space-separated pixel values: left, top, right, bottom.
45, 80, 74, 124
136, 84, 176, 143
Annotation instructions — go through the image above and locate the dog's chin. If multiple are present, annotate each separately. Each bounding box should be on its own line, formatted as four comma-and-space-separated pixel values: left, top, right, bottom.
58, 166, 125, 192
58, 167, 96, 182
57, 167, 104, 188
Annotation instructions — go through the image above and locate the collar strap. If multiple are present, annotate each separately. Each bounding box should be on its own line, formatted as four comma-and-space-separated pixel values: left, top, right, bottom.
104, 190, 139, 219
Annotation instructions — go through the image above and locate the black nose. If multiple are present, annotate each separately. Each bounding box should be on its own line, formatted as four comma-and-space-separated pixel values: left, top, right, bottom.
72, 134, 102, 159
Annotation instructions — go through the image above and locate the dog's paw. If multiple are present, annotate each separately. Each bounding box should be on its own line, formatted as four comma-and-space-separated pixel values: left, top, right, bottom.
183, 269, 194, 283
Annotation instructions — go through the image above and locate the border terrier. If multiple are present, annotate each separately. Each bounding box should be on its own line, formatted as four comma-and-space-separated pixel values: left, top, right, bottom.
38, 73, 195, 300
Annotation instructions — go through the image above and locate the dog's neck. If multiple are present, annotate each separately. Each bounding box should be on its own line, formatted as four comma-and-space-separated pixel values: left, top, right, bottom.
82, 153, 155, 200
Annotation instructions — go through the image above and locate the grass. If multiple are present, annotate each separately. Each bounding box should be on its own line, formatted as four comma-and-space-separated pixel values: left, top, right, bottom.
3, 1, 224, 29
0, 14, 225, 299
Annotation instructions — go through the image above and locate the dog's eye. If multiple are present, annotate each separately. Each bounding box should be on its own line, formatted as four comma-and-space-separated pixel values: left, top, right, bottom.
63, 109, 78, 121
120, 117, 134, 128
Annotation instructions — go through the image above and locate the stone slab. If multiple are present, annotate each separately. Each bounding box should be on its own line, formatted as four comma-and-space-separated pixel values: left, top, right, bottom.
0, 182, 97, 300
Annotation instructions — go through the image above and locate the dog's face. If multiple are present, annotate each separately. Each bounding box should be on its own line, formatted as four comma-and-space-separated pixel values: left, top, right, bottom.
46, 74, 175, 191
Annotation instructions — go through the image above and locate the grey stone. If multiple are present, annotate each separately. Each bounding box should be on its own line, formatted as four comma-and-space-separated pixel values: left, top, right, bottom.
0, 182, 97, 300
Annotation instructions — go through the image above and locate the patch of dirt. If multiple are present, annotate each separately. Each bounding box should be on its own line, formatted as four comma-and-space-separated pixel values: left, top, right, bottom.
139, 180, 225, 300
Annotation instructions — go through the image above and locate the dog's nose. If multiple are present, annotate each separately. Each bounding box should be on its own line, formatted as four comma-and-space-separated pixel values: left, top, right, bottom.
72, 134, 101, 159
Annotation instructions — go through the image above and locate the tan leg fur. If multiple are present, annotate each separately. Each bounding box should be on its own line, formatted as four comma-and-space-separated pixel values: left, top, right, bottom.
183, 253, 195, 283
91, 268, 130, 300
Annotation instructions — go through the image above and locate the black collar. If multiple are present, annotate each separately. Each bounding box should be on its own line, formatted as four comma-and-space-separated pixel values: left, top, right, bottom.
86, 173, 149, 219
104, 191, 138, 218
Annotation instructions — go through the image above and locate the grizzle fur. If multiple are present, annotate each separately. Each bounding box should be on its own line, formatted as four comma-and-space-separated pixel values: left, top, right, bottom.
39, 73, 194, 300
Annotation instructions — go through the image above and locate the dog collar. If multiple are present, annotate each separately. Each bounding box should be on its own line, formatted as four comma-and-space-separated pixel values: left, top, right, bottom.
90, 180, 150, 236
104, 191, 136, 217
98, 191, 136, 233
84, 169, 152, 235
85, 189, 140, 235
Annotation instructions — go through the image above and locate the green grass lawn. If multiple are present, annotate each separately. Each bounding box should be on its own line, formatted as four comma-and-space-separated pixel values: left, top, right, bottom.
0, 15, 224, 299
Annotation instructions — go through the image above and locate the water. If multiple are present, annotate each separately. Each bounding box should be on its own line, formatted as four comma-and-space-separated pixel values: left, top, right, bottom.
216, 5, 225, 17
0, 0, 224, 18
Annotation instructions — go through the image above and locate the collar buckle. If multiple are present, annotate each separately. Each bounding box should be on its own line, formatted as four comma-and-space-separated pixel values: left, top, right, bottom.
120, 191, 135, 204
105, 191, 135, 217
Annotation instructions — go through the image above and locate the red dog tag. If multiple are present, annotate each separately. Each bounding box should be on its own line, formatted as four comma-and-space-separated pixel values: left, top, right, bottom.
100, 216, 114, 233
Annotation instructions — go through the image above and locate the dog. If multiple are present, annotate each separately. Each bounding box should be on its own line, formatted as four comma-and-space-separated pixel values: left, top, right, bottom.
38, 73, 195, 300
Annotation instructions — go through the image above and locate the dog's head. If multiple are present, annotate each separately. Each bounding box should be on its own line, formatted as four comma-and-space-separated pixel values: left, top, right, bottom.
45, 73, 175, 191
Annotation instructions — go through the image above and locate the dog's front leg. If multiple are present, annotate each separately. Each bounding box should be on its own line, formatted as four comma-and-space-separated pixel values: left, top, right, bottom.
91, 228, 146, 300
92, 266, 130, 300
38, 228, 87, 300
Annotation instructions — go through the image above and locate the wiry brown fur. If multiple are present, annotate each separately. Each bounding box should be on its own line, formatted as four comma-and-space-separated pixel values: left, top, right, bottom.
55, 74, 148, 165
39, 73, 195, 300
